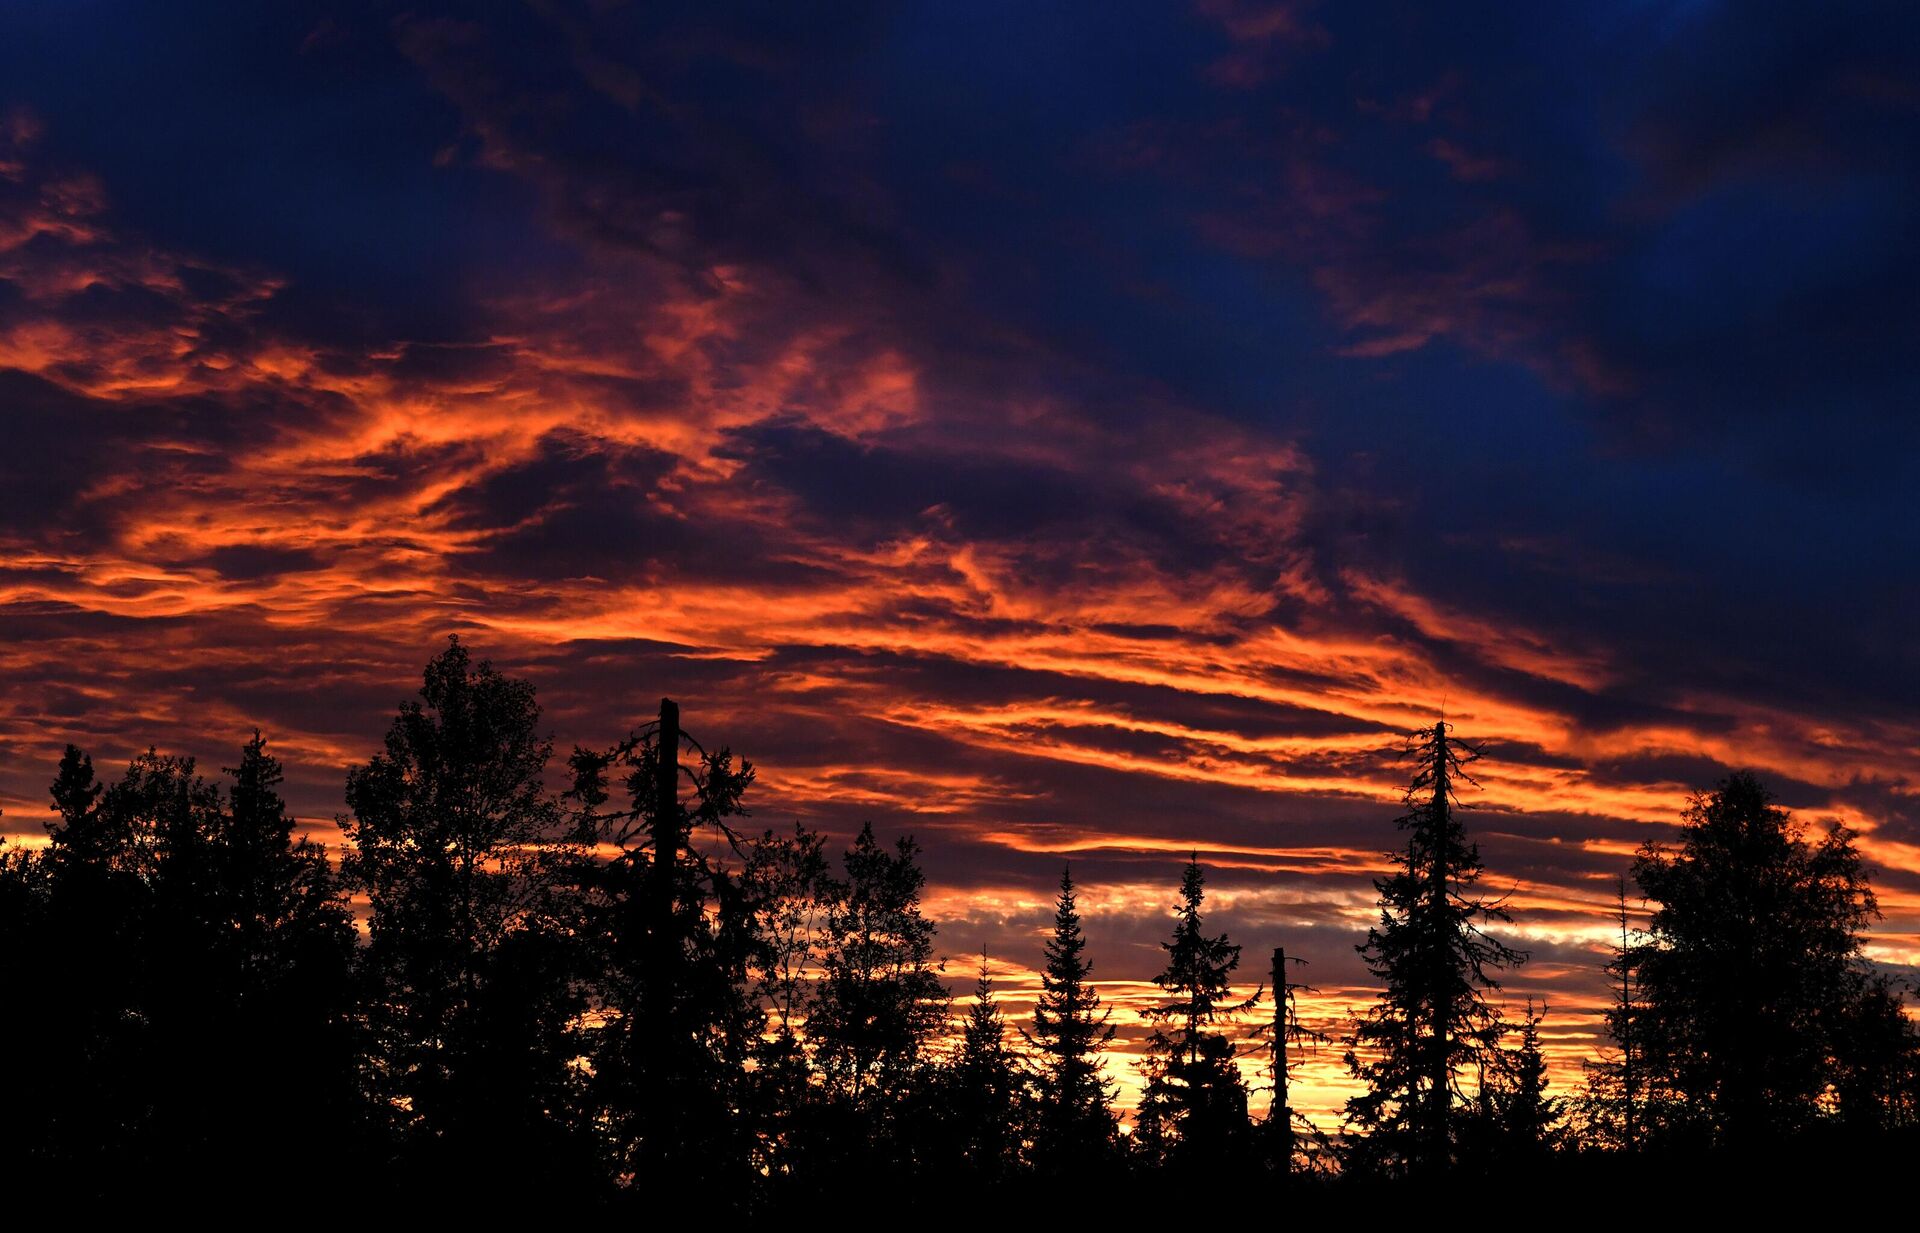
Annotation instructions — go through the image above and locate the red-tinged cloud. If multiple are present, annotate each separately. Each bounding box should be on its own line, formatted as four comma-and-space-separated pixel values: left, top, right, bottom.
3, 1, 1920, 1130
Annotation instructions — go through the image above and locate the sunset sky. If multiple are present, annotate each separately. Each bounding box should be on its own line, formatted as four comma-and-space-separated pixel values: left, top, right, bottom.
4, 2, 1919, 1122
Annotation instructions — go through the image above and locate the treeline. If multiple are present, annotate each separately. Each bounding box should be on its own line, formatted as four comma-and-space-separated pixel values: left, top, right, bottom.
1, 640, 1917, 1209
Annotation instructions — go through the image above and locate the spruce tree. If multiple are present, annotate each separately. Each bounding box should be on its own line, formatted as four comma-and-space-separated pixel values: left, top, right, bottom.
1136, 857, 1257, 1166
6, 739, 360, 1195
942, 960, 1027, 1179
213, 736, 361, 1170
14, 744, 146, 1175
1026, 866, 1117, 1171
1498, 999, 1564, 1156
1343, 722, 1523, 1176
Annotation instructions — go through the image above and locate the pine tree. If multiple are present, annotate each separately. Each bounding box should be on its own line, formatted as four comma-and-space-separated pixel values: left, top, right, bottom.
1026, 866, 1117, 1171
1343, 722, 1524, 1176
184, 736, 360, 1186
1499, 999, 1564, 1155
7, 739, 361, 1195
1136, 857, 1257, 1166
0, 746, 132, 1176
942, 960, 1027, 1179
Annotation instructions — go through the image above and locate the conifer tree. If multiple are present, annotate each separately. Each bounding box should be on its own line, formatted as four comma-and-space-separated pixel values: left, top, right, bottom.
6, 744, 145, 1174
1136, 857, 1257, 1166
1026, 866, 1117, 1170
941, 960, 1027, 1179
1629, 771, 1916, 1144
5, 739, 360, 1193
1343, 722, 1524, 1176
1496, 999, 1564, 1157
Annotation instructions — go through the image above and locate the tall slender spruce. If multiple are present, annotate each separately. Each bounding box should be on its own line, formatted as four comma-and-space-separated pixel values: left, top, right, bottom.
1136, 857, 1258, 1164
1026, 867, 1117, 1168
1344, 722, 1524, 1175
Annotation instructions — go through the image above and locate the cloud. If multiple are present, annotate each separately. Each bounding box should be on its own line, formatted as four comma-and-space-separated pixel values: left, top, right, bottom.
3, 3, 1918, 1124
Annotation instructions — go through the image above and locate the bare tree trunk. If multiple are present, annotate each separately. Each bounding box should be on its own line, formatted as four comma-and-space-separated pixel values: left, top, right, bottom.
1272, 946, 1293, 1175
650, 698, 679, 1065
1426, 721, 1450, 1172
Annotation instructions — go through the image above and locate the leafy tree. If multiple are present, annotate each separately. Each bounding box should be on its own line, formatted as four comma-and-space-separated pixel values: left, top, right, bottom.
1344, 723, 1524, 1176
807, 821, 948, 1179
811, 822, 949, 1096
742, 821, 835, 1174
1135, 857, 1258, 1166
1629, 771, 1916, 1144
340, 637, 591, 1191
1025, 866, 1118, 1171
1827, 968, 1920, 1132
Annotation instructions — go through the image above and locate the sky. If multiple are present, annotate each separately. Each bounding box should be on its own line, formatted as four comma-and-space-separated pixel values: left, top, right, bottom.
3, 1, 1919, 1123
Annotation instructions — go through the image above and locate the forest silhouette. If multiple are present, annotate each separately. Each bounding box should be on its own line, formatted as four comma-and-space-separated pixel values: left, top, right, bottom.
3, 638, 1916, 1212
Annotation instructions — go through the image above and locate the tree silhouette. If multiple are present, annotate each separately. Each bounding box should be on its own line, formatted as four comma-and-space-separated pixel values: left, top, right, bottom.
742, 820, 835, 1178
1459, 997, 1564, 1170
26, 745, 150, 1172
1578, 877, 1644, 1151
1025, 865, 1118, 1173
189, 736, 359, 1181
1828, 967, 1920, 1132
563, 699, 763, 1194
812, 822, 949, 1098
808, 821, 949, 1178
339, 637, 592, 1191
1, 738, 359, 1196
1343, 722, 1524, 1176
1135, 856, 1258, 1167
934, 959, 1029, 1180
17, 640, 1920, 1202
1628, 771, 1917, 1145
1262, 945, 1328, 1176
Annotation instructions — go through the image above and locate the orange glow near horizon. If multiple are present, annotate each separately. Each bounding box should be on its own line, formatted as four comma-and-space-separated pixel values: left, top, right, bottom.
5, 104, 1920, 1133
